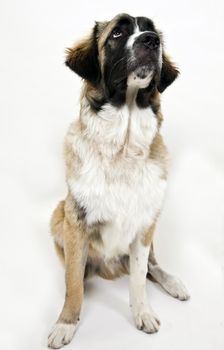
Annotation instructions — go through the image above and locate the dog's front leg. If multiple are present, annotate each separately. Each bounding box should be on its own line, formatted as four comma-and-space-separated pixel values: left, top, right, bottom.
129, 225, 160, 333
48, 217, 88, 349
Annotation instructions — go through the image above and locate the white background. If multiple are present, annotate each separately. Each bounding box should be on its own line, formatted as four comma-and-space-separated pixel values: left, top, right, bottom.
0, 0, 224, 349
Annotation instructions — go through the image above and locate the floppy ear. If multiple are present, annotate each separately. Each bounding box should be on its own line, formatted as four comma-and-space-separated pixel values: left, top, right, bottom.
65, 25, 101, 84
158, 53, 179, 93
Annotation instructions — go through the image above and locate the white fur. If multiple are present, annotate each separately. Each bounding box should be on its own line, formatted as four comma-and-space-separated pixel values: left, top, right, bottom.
148, 263, 190, 300
127, 70, 153, 90
48, 323, 78, 349
68, 92, 166, 260
129, 237, 160, 333
126, 25, 142, 48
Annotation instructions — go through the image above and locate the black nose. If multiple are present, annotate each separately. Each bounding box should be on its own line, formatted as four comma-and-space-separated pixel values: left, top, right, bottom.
138, 32, 160, 50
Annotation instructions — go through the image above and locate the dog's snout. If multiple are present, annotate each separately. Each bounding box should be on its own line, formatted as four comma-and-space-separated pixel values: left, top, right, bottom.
138, 32, 160, 50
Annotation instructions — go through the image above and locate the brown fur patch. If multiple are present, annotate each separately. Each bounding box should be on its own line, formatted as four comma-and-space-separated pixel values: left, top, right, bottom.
65, 35, 93, 70
142, 223, 156, 247
51, 195, 87, 324
80, 81, 105, 113
150, 133, 169, 179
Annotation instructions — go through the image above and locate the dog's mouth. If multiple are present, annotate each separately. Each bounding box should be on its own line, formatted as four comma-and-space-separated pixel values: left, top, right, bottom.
126, 60, 159, 90
134, 66, 152, 79
127, 65, 154, 89
127, 50, 161, 79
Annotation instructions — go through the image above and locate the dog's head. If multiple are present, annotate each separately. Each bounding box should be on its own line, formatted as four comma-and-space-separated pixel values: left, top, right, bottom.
66, 14, 179, 107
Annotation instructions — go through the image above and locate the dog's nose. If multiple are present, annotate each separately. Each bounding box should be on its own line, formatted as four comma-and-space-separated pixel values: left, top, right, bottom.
138, 32, 160, 50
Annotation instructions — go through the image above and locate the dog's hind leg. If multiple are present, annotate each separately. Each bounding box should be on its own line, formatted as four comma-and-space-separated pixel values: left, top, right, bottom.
147, 243, 190, 301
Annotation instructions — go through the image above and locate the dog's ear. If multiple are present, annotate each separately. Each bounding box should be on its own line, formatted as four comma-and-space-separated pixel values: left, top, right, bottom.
65, 24, 101, 84
158, 53, 179, 93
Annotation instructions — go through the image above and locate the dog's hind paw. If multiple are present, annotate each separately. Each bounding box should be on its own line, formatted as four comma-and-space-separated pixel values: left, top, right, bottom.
162, 275, 190, 301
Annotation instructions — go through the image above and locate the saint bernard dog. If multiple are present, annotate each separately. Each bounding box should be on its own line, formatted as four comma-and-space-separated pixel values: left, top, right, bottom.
48, 13, 190, 349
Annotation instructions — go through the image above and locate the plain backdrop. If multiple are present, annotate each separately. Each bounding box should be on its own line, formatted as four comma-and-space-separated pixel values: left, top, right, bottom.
0, 1, 224, 349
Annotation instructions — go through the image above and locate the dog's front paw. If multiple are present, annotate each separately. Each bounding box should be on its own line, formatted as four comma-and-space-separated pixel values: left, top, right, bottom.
134, 309, 160, 334
48, 322, 78, 349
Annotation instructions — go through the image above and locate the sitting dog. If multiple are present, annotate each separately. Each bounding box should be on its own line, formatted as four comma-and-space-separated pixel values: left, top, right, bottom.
48, 13, 190, 349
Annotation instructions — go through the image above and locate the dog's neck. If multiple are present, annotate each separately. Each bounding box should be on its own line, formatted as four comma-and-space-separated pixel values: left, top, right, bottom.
82, 76, 160, 116
79, 79, 163, 160
126, 71, 154, 110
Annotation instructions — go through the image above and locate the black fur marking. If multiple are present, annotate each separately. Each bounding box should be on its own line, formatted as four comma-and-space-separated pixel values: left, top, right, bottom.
103, 16, 135, 107
136, 17, 156, 32
104, 79, 127, 107
136, 80, 157, 108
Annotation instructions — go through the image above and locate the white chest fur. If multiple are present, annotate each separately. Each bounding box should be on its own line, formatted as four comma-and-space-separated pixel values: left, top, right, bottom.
68, 100, 167, 259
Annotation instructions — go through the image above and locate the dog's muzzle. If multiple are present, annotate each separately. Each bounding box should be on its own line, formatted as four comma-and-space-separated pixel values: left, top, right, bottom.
132, 31, 160, 64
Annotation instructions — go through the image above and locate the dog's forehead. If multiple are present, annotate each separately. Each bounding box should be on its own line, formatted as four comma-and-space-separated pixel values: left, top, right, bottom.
135, 16, 156, 31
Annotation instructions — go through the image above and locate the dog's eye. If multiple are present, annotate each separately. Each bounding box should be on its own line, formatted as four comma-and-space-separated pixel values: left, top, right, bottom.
112, 28, 123, 39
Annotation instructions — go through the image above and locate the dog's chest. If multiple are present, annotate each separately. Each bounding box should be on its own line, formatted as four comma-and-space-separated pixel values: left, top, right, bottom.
69, 103, 166, 259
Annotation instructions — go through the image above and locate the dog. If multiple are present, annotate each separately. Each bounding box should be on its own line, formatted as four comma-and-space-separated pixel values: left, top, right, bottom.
48, 13, 190, 349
